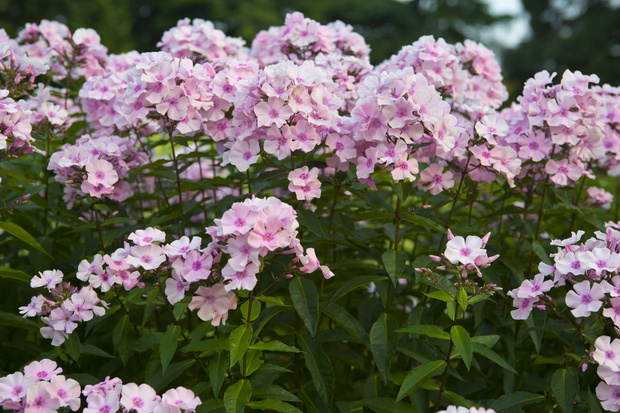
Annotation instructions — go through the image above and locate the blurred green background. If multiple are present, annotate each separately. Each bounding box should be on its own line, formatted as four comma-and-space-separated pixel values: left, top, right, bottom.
0, 0, 619, 99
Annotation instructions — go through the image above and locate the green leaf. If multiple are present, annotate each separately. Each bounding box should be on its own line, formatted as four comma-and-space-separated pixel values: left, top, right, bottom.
457, 288, 468, 311
0, 311, 39, 330
250, 340, 300, 353
0, 268, 31, 283
129, 332, 165, 352
401, 214, 446, 233
356, 397, 421, 413
289, 277, 319, 336
172, 301, 189, 320
471, 343, 516, 373
297, 208, 327, 238
113, 314, 130, 353
209, 351, 228, 399
80, 344, 114, 359
392, 181, 413, 202
223, 379, 251, 413
160, 325, 181, 374
247, 400, 302, 413
450, 325, 473, 370
253, 385, 301, 403
65, 334, 81, 362
147, 360, 195, 392
490, 392, 545, 411
0, 221, 51, 256
182, 338, 229, 353
370, 313, 399, 383
551, 368, 579, 413
229, 324, 253, 367
396, 325, 451, 340
240, 300, 260, 322
327, 275, 385, 304
424, 290, 454, 302
382, 250, 407, 286
588, 389, 603, 413
298, 334, 334, 406
396, 360, 446, 402
321, 302, 370, 347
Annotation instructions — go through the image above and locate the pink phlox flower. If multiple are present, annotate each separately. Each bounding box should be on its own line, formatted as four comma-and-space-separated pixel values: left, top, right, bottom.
126, 244, 166, 271
24, 360, 62, 382
288, 166, 320, 186
19, 295, 46, 318
299, 247, 334, 279
227, 139, 260, 172
565, 280, 605, 317
40, 318, 68, 346
581, 247, 620, 276
545, 159, 582, 186
220, 203, 258, 236
517, 131, 552, 162
247, 218, 291, 252
222, 262, 259, 292
163, 236, 202, 259
420, 163, 455, 195
120, 383, 159, 413
45, 375, 81, 411
188, 284, 236, 325
0, 372, 34, 403
598, 364, 620, 386
160, 386, 201, 411
594, 336, 620, 369
516, 274, 555, 299
604, 298, 620, 328
88, 269, 116, 292
444, 234, 486, 265
288, 166, 322, 200
550, 230, 585, 247
76, 255, 105, 281
391, 152, 419, 182
586, 186, 614, 209
254, 97, 293, 128
602, 276, 620, 297
177, 250, 213, 283
356, 147, 378, 180
48, 302, 80, 334
128, 228, 166, 246
555, 251, 587, 276
596, 382, 620, 412
85, 158, 118, 188
103, 254, 130, 273
507, 289, 538, 320
83, 389, 120, 413
164, 270, 189, 305
25, 381, 60, 413
475, 114, 508, 145
81, 180, 114, 198
226, 234, 261, 272
287, 120, 320, 152
30, 270, 63, 290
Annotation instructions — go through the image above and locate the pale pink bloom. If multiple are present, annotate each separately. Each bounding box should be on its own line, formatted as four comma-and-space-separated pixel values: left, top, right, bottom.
290, 179, 322, 201
164, 271, 189, 305
128, 228, 166, 246
604, 298, 620, 328
19, 295, 46, 317
40, 318, 68, 346
76, 255, 104, 281
160, 387, 201, 411
86, 158, 118, 188
545, 159, 582, 186
581, 247, 620, 276
475, 114, 508, 145
594, 336, 620, 368
550, 230, 585, 247
83, 390, 120, 413
587, 186, 614, 209
356, 147, 378, 179
391, 153, 419, 181
45, 376, 81, 411
602, 276, 620, 297
30, 270, 63, 290
509, 295, 537, 320
228, 139, 260, 172
126, 244, 166, 270
163, 236, 202, 258
565, 280, 605, 317
420, 163, 454, 195
177, 250, 212, 283
227, 234, 261, 271
222, 262, 259, 291
248, 219, 291, 252
287, 120, 320, 152
518, 131, 552, 162
220, 203, 258, 236
254, 97, 293, 128
596, 381, 620, 411
25, 382, 60, 413
516, 274, 555, 299
599, 365, 620, 386
444, 234, 486, 265
120, 383, 158, 413
299, 248, 334, 279
24, 360, 62, 382
81, 181, 114, 198
0, 372, 34, 402
188, 284, 235, 324
49, 304, 80, 334
555, 251, 587, 276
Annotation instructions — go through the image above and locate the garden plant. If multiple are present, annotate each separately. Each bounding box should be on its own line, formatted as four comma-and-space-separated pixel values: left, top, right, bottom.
2, 11, 620, 413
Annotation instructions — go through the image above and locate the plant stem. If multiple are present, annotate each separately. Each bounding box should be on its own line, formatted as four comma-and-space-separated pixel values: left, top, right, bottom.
167, 129, 186, 233
438, 154, 471, 252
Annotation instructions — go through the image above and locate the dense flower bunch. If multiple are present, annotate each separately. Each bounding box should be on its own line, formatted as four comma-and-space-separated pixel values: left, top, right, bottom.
0, 29, 49, 97
250, 12, 370, 67
113, 51, 217, 135
376, 35, 508, 110
0, 359, 202, 413
47, 134, 148, 207
158, 18, 248, 67
0, 91, 36, 160
429, 230, 499, 278
222, 59, 342, 172
19, 269, 107, 346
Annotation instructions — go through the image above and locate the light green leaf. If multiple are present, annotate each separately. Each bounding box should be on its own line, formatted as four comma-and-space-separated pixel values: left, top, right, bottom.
160, 325, 181, 374
450, 325, 472, 370
250, 340, 300, 353
382, 250, 407, 286
552, 368, 579, 413
289, 277, 319, 336
223, 379, 251, 413
396, 360, 446, 402
424, 290, 454, 302
457, 288, 468, 311
240, 300, 260, 322
0, 221, 51, 256
370, 313, 399, 383
65, 334, 81, 362
229, 325, 253, 367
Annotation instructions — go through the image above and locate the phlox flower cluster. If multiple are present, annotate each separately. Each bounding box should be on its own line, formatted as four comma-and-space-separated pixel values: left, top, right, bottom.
376, 35, 508, 110
17, 20, 108, 80
158, 18, 248, 67
508, 225, 620, 321
500, 70, 607, 187
26, 85, 72, 133
288, 166, 322, 201
0, 29, 49, 97
430, 230, 499, 278
47, 134, 148, 207
19, 270, 107, 346
587, 186, 614, 210
0, 359, 81, 411
250, 12, 370, 68
594, 336, 620, 411
222, 59, 342, 173
113, 51, 217, 135
0, 91, 36, 159
0, 360, 202, 413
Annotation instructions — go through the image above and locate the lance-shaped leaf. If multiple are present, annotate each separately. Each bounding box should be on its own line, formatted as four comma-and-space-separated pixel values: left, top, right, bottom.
297, 208, 327, 238
160, 325, 181, 374
223, 379, 251, 413
298, 334, 334, 406
229, 325, 253, 367
209, 351, 229, 399
396, 360, 446, 402
490, 392, 544, 411
289, 277, 319, 336
552, 368, 579, 413
382, 250, 407, 286
370, 313, 399, 383
450, 325, 472, 370
0, 221, 51, 256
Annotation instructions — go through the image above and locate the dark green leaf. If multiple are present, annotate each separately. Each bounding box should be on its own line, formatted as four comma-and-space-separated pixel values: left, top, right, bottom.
223, 379, 251, 413
182, 338, 229, 353
321, 301, 370, 347
396, 325, 451, 340
147, 360, 195, 392
80, 344, 114, 358
0, 268, 31, 283
209, 351, 228, 399
65, 334, 81, 362
253, 385, 301, 403
247, 400, 302, 413
289, 277, 319, 336
490, 392, 545, 411
297, 208, 327, 238
129, 332, 165, 352
396, 360, 446, 402
298, 334, 334, 406
382, 249, 407, 286
401, 214, 446, 233
472, 343, 516, 373
356, 397, 421, 413
113, 314, 130, 353
229, 324, 253, 367
451, 325, 472, 370
327, 275, 385, 304
0, 221, 51, 256
0, 312, 39, 330
370, 313, 399, 383
551, 368, 579, 413
160, 325, 181, 374
250, 340, 300, 353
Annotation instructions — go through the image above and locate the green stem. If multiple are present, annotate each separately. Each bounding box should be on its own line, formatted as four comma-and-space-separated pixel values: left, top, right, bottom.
168, 129, 186, 233
438, 154, 471, 252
